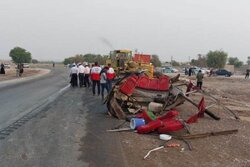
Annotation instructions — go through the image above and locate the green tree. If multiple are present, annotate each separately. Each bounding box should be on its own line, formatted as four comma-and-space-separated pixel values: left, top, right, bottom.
190, 54, 207, 67
32, 59, 39, 64
206, 50, 227, 68
228, 57, 243, 68
63, 57, 75, 65
9, 47, 32, 64
63, 53, 109, 65
171, 60, 180, 66
151, 54, 161, 67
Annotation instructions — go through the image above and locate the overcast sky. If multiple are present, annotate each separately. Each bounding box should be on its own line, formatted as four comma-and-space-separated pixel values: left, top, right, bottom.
1, 0, 250, 63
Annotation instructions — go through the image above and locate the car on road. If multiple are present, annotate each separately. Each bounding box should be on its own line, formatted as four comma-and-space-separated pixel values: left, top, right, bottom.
215, 69, 232, 77
162, 66, 179, 73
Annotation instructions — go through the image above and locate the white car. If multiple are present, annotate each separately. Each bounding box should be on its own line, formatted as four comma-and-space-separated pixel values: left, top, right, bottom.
23, 63, 30, 68
4, 64, 11, 68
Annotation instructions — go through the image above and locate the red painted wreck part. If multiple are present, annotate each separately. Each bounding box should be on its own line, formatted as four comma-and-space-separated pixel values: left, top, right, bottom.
136, 110, 154, 123
148, 78, 159, 90
136, 75, 170, 91
136, 76, 149, 89
119, 75, 138, 95
157, 110, 179, 120
186, 114, 199, 124
186, 97, 206, 124
158, 119, 184, 133
133, 54, 151, 63
197, 97, 205, 118
186, 81, 193, 96
137, 119, 163, 134
158, 76, 170, 90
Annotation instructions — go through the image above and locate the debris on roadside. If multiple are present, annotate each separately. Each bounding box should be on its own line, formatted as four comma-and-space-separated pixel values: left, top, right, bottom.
104, 72, 240, 159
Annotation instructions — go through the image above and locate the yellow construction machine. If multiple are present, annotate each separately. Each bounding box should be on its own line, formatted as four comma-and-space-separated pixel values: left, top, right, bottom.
106, 50, 154, 78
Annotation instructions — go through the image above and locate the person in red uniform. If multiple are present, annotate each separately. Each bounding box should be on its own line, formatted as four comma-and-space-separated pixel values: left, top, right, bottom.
106, 63, 115, 92
90, 62, 102, 95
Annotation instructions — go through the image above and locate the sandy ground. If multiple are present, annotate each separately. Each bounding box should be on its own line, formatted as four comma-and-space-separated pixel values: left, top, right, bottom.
114, 75, 250, 167
0, 68, 47, 81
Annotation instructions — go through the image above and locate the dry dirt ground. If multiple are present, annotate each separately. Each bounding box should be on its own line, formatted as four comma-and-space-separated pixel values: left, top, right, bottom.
114, 75, 250, 167
0, 68, 47, 81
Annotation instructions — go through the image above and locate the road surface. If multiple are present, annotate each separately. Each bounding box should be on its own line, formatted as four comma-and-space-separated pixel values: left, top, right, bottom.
0, 67, 69, 129
0, 86, 127, 167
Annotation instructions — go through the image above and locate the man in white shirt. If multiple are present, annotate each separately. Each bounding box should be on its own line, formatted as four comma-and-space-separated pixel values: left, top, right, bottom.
70, 64, 78, 87
78, 63, 85, 87
84, 64, 90, 87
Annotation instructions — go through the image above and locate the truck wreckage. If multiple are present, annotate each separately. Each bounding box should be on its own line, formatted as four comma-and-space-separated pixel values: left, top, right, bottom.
104, 72, 239, 134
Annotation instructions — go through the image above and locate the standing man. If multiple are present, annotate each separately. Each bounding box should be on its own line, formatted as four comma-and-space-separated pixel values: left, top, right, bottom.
196, 70, 204, 89
90, 62, 101, 96
188, 67, 192, 76
245, 69, 249, 79
19, 63, 24, 77
70, 64, 78, 87
84, 64, 90, 87
0, 63, 5, 74
100, 68, 109, 100
106, 63, 115, 91
78, 63, 85, 87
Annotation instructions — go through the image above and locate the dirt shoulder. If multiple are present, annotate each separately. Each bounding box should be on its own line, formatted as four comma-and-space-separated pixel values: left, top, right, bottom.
0, 68, 48, 82
114, 75, 250, 167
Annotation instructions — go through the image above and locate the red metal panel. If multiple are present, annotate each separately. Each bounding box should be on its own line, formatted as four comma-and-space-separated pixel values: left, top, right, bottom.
133, 54, 151, 63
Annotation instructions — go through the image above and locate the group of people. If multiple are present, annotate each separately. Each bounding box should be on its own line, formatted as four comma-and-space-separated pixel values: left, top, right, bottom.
70, 62, 115, 99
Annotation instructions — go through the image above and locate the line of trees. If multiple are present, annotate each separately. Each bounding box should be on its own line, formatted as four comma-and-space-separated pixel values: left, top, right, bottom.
64, 53, 163, 67
63, 54, 109, 65
190, 50, 244, 68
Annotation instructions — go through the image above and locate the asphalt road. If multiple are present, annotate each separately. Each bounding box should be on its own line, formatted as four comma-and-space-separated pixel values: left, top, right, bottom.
0, 86, 127, 167
0, 67, 69, 129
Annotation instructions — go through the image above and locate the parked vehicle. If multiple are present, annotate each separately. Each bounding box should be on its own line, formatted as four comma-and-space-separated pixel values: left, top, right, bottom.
23, 63, 30, 68
162, 66, 178, 73
215, 69, 232, 77
193, 67, 206, 74
4, 63, 11, 68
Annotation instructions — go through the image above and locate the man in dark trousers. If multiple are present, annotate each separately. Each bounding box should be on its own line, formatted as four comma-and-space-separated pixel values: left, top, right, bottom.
70, 64, 78, 87
245, 69, 249, 79
106, 63, 115, 92
196, 70, 204, 89
0, 63, 5, 74
90, 62, 101, 95
188, 67, 192, 76
78, 63, 85, 87
84, 64, 90, 87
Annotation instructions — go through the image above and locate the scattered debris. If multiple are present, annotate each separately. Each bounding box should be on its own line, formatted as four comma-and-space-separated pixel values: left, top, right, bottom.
105, 72, 241, 160
144, 145, 164, 160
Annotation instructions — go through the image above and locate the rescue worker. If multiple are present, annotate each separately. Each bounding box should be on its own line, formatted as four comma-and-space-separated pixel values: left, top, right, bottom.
84, 64, 90, 87
70, 64, 78, 87
78, 63, 85, 87
196, 70, 204, 89
90, 62, 101, 95
106, 63, 115, 91
100, 68, 109, 100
